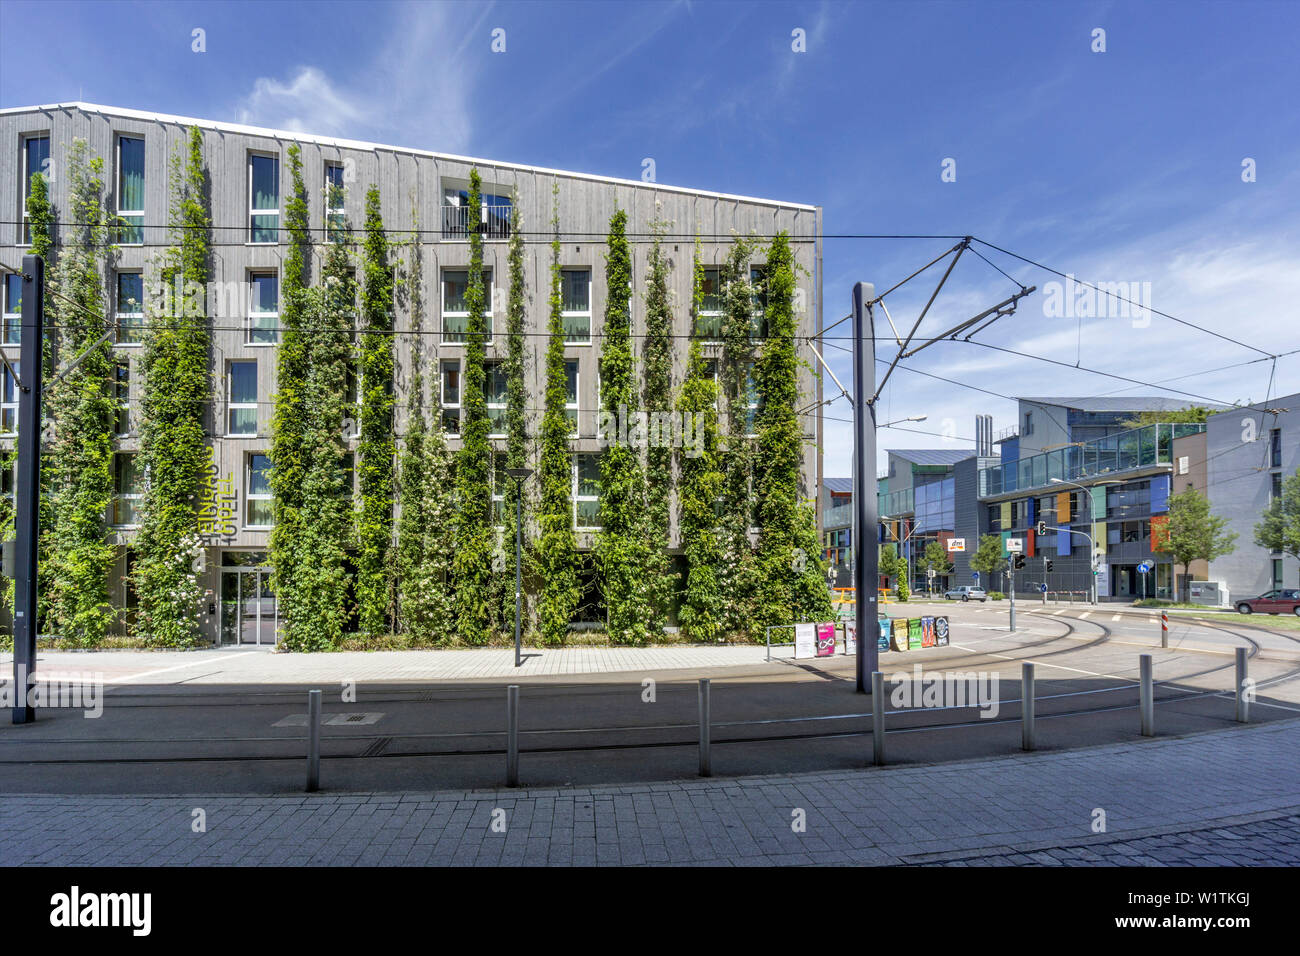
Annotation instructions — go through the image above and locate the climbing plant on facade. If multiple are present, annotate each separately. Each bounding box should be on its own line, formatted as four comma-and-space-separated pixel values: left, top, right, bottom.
451, 170, 494, 644
356, 185, 395, 636
595, 208, 654, 644
535, 185, 580, 645
641, 217, 676, 631
135, 125, 212, 647
498, 198, 530, 632
675, 240, 725, 641
44, 139, 117, 646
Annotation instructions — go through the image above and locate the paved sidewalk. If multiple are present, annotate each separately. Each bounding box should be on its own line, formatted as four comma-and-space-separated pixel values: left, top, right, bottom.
2, 719, 1296, 866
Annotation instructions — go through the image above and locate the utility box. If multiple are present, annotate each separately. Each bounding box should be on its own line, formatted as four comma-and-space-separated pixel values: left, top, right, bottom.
1187, 581, 1228, 608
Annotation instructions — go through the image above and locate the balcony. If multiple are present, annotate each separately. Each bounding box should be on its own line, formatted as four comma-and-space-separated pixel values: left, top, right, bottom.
441, 201, 512, 240
978, 422, 1205, 498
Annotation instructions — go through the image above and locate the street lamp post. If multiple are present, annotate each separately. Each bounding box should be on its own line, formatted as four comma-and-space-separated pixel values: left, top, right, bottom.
506, 466, 533, 668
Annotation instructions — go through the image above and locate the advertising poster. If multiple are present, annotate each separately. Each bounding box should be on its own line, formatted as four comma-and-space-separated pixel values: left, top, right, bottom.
794, 622, 816, 659
844, 621, 856, 655
815, 622, 836, 657
935, 616, 950, 646
908, 618, 923, 649
921, 616, 936, 647
891, 618, 909, 651
878, 618, 891, 650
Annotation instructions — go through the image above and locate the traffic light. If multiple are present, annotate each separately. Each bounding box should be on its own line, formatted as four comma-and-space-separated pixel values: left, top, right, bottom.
1045, 559, 1054, 573
1035, 520, 1048, 536
1012, 553, 1026, 570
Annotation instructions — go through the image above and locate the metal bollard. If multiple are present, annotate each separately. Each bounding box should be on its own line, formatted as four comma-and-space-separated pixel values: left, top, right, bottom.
506, 685, 519, 787
698, 678, 711, 777
1139, 654, 1154, 737
306, 689, 321, 792
1022, 662, 1036, 751
1235, 647, 1249, 723
1161, 611, 1168, 649
871, 671, 885, 766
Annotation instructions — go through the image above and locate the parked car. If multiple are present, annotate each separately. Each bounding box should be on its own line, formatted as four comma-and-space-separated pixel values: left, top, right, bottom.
944, 586, 988, 602
1234, 589, 1300, 616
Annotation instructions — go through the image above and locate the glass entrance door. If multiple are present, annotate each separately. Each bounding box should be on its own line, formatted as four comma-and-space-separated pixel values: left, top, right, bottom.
219, 554, 277, 645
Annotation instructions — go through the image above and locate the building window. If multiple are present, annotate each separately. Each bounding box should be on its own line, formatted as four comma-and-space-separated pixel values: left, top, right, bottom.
742, 363, 758, 437
115, 272, 144, 344
112, 453, 143, 527
1273, 558, 1284, 589
228, 361, 257, 436
749, 265, 768, 339
695, 267, 723, 340
574, 452, 601, 529
248, 153, 280, 243
325, 161, 346, 239
485, 360, 507, 437
1272, 471, 1283, 503
562, 268, 591, 343
113, 359, 130, 436
116, 135, 145, 245
1270, 429, 1282, 469
20, 134, 49, 245
491, 452, 507, 526
440, 359, 461, 433
566, 360, 579, 436
246, 454, 273, 528
1023, 410, 1034, 436
441, 269, 493, 344
3, 273, 21, 344
440, 185, 512, 240
248, 273, 278, 344
1, 361, 19, 435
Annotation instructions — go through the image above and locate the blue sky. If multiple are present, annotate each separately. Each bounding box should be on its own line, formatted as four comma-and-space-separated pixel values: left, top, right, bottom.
2, 0, 1298, 476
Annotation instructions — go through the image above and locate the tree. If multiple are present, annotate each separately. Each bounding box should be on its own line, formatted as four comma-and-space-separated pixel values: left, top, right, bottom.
356, 185, 396, 636
1120, 407, 1210, 427
878, 543, 902, 589
921, 540, 953, 593
269, 143, 313, 643
595, 207, 655, 644
451, 169, 494, 644
970, 533, 1006, 588
641, 217, 677, 630
534, 185, 580, 644
1254, 468, 1300, 584
135, 126, 211, 646
675, 240, 725, 641
44, 139, 116, 645
1155, 487, 1237, 601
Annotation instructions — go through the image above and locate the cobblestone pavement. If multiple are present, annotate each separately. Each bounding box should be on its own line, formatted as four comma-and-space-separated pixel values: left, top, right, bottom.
919, 813, 1300, 866
1, 719, 1296, 866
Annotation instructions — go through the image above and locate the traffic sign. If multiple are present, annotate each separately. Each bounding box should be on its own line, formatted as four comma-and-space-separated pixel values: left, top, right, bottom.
1040, 583, 1048, 593
1138, 561, 1152, 574
972, 571, 980, 584
1006, 538, 1024, 553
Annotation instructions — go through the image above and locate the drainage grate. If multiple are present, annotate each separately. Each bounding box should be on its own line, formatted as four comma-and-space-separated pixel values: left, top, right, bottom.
273, 712, 385, 728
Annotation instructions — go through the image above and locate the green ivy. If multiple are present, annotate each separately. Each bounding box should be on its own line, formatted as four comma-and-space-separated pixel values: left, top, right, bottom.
534, 185, 580, 645
24, 168, 57, 635
134, 126, 211, 647
675, 240, 725, 641
499, 198, 530, 632
451, 169, 494, 644
356, 185, 396, 636
641, 219, 676, 630
44, 140, 117, 646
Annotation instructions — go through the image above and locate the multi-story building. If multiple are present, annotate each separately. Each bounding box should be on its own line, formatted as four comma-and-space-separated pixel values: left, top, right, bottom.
0, 102, 825, 644
1206, 393, 1300, 600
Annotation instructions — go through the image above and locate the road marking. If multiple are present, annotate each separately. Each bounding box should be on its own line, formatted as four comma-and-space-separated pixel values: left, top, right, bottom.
1112, 614, 1122, 621
948, 642, 1131, 681
1052, 609, 1068, 616
1079, 611, 1092, 619
104, 652, 262, 684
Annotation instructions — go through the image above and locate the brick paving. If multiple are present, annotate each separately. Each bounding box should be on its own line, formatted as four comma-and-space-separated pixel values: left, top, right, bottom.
1, 718, 1296, 866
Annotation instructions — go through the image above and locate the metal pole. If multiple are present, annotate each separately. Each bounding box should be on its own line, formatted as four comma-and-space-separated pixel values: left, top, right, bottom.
765, 626, 771, 663
507, 685, 519, 786
513, 492, 522, 668
1009, 563, 1016, 632
698, 678, 711, 777
852, 282, 879, 693
1161, 610, 1168, 649
871, 671, 885, 765
306, 689, 321, 792
1235, 646, 1249, 723
1021, 662, 1035, 751
12, 255, 42, 724
1139, 654, 1154, 737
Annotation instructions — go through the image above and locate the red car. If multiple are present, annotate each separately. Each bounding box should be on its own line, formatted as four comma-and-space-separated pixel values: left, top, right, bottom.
1235, 589, 1300, 616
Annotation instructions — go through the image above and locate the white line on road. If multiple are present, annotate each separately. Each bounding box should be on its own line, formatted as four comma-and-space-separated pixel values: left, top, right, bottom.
103, 652, 262, 684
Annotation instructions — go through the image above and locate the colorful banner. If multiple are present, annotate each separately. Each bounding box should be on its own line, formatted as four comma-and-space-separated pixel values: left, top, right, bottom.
878, 620, 890, 650
921, 616, 936, 647
891, 618, 909, 651
934, 616, 950, 646
815, 623, 836, 657
907, 618, 923, 650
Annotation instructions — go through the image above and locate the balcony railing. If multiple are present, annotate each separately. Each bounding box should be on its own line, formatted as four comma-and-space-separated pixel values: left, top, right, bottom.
441, 201, 512, 240
978, 422, 1206, 498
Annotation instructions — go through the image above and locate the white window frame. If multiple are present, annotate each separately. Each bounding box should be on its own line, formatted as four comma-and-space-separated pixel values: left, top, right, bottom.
248, 152, 280, 245
566, 360, 580, 438
247, 272, 279, 345
485, 360, 507, 439
561, 268, 592, 345
19, 133, 49, 246
573, 452, 601, 530
324, 161, 345, 235
697, 266, 724, 343
228, 360, 258, 437
441, 268, 494, 346
3, 273, 21, 345
440, 359, 461, 434
112, 452, 143, 528
491, 452, 506, 528
115, 271, 145, 346
1, 360, 19, 436
245, 454, 274, 529
116, 134, 145, 246
113, 358, 131, 437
